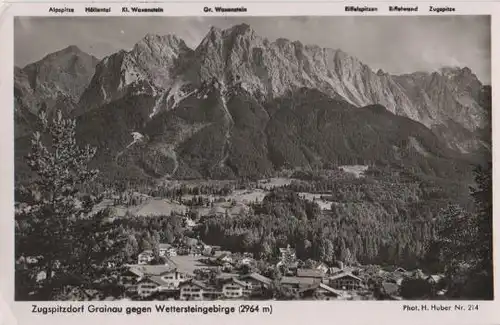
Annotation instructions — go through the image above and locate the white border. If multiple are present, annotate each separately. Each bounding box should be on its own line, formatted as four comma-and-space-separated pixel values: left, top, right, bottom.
1, 2, 499, 325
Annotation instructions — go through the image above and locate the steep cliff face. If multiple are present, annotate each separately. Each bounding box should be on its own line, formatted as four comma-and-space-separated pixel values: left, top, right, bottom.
393, 67, 488, 152
393, 68, 486, 131
15, 24, 490, 182
184, 24, 419, 120
78, 34, 193, 113
76, 24, 488, 134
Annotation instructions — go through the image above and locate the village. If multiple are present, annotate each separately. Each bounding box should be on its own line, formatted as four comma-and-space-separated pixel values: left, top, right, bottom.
16, 176, 451, 301
119, 238, 447, 301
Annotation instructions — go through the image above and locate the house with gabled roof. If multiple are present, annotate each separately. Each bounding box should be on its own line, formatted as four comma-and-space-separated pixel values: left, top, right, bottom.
296, 268, 326, 280
124, 264, 173, 281
217, 253, 233, 264
137, 250, 154, 265
124, 261, 191, 294
279, 244, 296, 261
179, 279, 220, 300
136, 276, 169, 297
383, 266, 407, 273
238, 273, 272, 296
222, 277, 248, 299
328, 272, 364, 291
222, 262, 233, 272
315, 263, 329, 274
328, 267, 343, 275
411, 269, 427, 280
239, 273, 272, 286
238, 256, 255, 266
276, 260, 299, 275
281, 276, 319, 290
298, 282, 343, 300
159, 243, 177, 257
426, 274, 445, 285
123, 266, 145, 279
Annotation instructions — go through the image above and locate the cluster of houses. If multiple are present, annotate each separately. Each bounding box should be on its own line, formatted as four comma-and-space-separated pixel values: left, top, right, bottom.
121, 243, 377, 300
372, 266, 446, 300
121, 263, 360, 300
19, 238, 446, 301
122, 260, 275, 300
119, 241, 446, 301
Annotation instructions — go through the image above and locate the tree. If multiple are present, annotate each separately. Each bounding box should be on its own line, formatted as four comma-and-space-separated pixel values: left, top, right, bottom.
259, 240, 273, 260
470, 163, 493, 273
461, 163, 493, 299
281, 245, 296, 266
400, 278, 433, 300
164, 224, 175, 244
140, 235, 152, 252
270, 280, 299, 300
435, 204, 474, 269
15, 111, 125, 300
432, 163, 493, 299
124, 237, 138, 261
319, 237, 334, 264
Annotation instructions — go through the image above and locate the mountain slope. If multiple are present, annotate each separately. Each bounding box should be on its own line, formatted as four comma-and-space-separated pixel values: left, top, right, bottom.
392, 67, 488, 152
14, 45, 99, 138
69, 85, 477, 183
265, 88, 475, 179
77, 25, 487, 152
14, 24, 490, 184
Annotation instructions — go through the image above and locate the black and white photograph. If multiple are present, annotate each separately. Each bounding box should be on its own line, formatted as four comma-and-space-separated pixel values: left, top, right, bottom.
13, 16, 492, 302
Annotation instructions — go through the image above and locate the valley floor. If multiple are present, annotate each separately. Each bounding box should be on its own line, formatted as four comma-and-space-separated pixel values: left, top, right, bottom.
17, 166, 482, 301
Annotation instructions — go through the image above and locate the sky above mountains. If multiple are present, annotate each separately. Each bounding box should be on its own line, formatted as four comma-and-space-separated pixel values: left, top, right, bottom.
14, 16, 491, 84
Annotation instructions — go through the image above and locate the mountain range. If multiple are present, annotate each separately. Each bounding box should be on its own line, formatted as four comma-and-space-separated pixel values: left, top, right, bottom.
14, 23, 491, 183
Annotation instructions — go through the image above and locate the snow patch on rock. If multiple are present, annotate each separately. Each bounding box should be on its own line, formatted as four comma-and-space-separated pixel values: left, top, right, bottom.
150, 91, 167, 118
126, 132, 144, 148
100, 84, 107, 100
165, 80, 197, 110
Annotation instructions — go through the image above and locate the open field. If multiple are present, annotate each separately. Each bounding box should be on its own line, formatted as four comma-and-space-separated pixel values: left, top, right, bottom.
169, 255, 239, 278
339, 165, 369, 178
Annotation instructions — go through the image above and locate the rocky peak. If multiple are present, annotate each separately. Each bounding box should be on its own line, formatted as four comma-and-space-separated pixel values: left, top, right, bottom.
193, 24, 266, 85
292, 40, 305, 51
15, 23, 491, 159
224, 23, 253, 37
64, 44, 82, 52
18, 45, 99, 110
333, 49, 367, 79
134, 33, 189, 54
274, 38, 291, 48
197, 24, 260, 52
439, 65, 461, 74
38, 45, 88, 61
438, 66, 478, 83
460, 66, 473, 75
24, 45, 98, 71
197, 26, 222, 50
78, 32, 196, 112
438, 65, 482, 97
